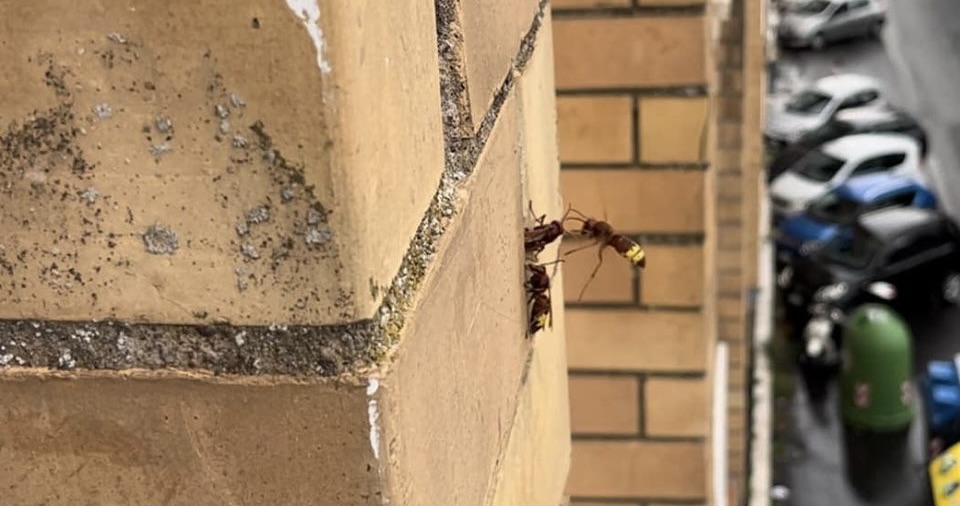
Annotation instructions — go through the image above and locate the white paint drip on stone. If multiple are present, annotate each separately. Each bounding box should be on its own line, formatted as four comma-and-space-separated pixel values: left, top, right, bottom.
367, 378, 381, 460
284, 0, 332, 74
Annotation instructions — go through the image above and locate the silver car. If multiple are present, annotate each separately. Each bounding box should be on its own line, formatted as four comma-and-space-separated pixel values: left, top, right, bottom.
778, 0, 886, 51
765, 73, 887, 147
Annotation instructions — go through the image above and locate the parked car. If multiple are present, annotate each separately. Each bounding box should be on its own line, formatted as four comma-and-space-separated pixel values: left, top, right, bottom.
767, 107, 929, 182
777, 0, 886, 51
775, 172, 937, 266
778, 207, 960, 326
765, 73, 886, 149
769, 133, 923, 222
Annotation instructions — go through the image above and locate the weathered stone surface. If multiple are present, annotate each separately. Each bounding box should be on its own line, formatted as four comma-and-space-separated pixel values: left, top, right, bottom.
0, 0, 444, 327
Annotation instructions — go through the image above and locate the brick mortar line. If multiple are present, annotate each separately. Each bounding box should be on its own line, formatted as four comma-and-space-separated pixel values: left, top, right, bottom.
557, 85, 707, 97
570, 369, 706, 379
572, 434, 705, 443
552, 5, 706, 18
569, 496, 706, 505
561, 162, 708, 170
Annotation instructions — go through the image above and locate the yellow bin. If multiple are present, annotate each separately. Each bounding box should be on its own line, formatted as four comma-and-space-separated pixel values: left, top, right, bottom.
930, 441, 960, 505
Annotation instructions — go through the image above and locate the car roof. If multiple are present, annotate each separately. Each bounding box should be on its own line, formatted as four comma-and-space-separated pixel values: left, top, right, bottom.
834, 173, 923, 202
833, 108, 904, 127
812, 74, 880, 98
857, 207, 942, 242
821, 133, 918, 160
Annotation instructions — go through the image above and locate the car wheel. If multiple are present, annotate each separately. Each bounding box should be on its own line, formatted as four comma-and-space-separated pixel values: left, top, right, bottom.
811, 34, 827, 51
942, 272, 960, 305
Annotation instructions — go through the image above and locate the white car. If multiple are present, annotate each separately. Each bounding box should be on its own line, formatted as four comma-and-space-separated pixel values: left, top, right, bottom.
765, 73, 886, 148
770, 133, 923, 220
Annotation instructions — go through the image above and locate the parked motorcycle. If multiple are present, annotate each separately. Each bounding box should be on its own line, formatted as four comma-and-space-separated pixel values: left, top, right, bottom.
798, 281, 897, 376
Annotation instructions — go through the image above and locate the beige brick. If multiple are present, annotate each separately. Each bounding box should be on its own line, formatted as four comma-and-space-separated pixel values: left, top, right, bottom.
645, 378, 707, 437
560, 236, 635, 303
574, 502, 641, 506
651, 504, 706, 506
641, 245, 704, 307
719, 319, 745, 340
639, 97, 709, 163
566, 310, 707, 371
717, 199, 744, 222
568, 441, 705, 498
715, 148, 741, 171
718, 272, 743, 295
718, 297, 743, 318
557, 96, 633, 163
717, 249, 742, 271
554, 17, 706, 89
462, 0, 541, 125
717, 173, 743, 198
554, 0, 629, 7
728, 408, 746, 432
718, 224, 743, 251
718, 123, 742, 148
639, 0, 704, 4
728, 431, 746, 454
561, 170, 705, 233
719, 96, 743, 122
569, 375, 640, 435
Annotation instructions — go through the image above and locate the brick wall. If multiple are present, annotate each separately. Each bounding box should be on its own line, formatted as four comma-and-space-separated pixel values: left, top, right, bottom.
554, 0, 766, 503
553, 2, 712, 504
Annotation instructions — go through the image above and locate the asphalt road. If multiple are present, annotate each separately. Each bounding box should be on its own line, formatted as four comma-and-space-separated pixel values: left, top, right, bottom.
772, 3, 960, 504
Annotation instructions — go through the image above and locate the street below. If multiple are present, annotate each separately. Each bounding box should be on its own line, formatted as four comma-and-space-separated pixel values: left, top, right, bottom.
771, 2, 960, 504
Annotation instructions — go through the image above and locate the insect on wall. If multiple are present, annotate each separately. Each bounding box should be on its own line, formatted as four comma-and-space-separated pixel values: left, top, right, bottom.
521, 202, 649, 336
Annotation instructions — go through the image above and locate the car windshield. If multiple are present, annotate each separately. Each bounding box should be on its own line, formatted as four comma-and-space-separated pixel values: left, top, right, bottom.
807, 191, 862, 223
792, 149, 846, 183
790, 0, 832, 15
785, 90, 833, 115
820, 230, 878, 269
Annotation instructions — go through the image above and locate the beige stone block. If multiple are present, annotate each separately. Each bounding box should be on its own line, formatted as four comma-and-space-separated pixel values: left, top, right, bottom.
554, 17, 706, 89
0, 0, 444, 325
377, 91, 531, 506
561, 169, 705, 233
488, 310, 572, 506
645, 377, 708, 437
521, 8, 564, 235
0, 373, 381, 506
566, 309, 706, 371
557, 96, 633, 163
488, 16, 572, 506
639, 97, 709, 163
462, 0, 541, 125
569, 375, 640, 435
641, 245, 704, 307
567, 440, 706, 498
560, 236, 635, 304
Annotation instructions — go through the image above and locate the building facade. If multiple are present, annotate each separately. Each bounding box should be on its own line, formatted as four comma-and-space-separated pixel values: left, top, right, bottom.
554, 0, 766, 504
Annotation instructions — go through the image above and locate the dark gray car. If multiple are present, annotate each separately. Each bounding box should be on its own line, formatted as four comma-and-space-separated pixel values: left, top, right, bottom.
778, 0, 887, 51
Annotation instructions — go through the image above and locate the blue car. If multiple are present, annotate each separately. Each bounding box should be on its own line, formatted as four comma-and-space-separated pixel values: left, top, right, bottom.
775, 172, 937, 265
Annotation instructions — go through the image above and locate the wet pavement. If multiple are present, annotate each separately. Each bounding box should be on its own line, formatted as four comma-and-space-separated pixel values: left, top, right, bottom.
771, 1, 960, 504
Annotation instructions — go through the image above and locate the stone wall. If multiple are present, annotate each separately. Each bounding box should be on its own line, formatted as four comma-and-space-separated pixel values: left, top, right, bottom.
0, 1, 570, 504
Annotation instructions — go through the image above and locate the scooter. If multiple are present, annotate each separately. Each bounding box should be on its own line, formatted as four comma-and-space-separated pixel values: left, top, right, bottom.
798, 281, 898, 376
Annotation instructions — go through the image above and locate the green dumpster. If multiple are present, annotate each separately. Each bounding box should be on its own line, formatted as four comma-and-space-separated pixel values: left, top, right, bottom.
840, 303, 915, 432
